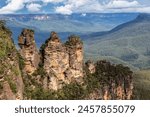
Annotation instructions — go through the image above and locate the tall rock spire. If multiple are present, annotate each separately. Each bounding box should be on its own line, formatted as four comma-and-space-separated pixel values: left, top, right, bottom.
42, 32, 84, 90
65, 35, 84, 81
18, 29, 40, 74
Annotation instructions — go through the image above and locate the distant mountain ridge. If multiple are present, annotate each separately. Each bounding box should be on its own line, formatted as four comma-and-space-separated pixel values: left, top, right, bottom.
85, 13, 150, 70
0, 13, 138, 46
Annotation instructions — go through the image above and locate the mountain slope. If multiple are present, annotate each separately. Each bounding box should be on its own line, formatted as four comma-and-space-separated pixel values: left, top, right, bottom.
85, 14, 150, 69
0, 13, 138, 47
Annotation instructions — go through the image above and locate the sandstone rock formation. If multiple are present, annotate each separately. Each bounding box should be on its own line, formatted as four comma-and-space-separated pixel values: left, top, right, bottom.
0, 24, 134, 100
42, 32, 84, 90
18, 29, 40, 74
95, 61, 133, 100
65, 35, 84, 81
43, 32, 69, 90
85, 60, 95, 74
0, 22, 23, 100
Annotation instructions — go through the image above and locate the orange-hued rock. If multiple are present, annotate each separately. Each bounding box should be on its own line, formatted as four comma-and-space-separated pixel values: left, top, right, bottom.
93, 60, 133, 100
18, 29, 40, 74
85, 60, 96, 74
2, 81, 16, 100
42, 32, 84, 90
66, 35, 84, 80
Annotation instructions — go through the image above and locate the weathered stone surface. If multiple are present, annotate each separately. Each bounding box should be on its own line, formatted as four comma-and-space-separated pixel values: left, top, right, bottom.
0, 23, 24, 100
85, 60, 96, 74
2, 81, 16, 100
43, 32, 69, 90
42, 32, 84, 90
94, 61, 133, 100
66, 35, 84, 80
18, 29, 40, 74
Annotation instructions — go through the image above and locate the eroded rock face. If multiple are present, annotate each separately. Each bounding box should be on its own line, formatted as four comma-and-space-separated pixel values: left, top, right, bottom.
0, 60, 24, 100
66, 35, 84, 81
85, 60, 95, 74
18, 29, 40, 74
43, 32, 84, 90
0, 24, 23, 100
43, 32, 69, 90
102, 77, 133, 100
95, 61, 133, 100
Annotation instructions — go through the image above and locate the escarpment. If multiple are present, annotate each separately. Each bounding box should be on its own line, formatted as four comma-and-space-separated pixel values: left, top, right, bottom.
0, 21, 23, 100
88, 60, 133, 100
0, 24, 134, 100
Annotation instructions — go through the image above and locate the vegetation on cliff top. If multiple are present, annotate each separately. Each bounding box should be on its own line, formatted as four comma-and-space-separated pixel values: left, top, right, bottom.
23, 60, 132, 100
65, 35, 83, 46
0, 20, 23, 97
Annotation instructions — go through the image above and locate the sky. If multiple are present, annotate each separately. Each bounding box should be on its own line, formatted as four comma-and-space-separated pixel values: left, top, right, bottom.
0, 0, 150, 14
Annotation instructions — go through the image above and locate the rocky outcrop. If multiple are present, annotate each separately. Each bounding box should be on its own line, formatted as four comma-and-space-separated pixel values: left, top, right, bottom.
0, 21, 23, 100
0, 58, 24, 100
18, 29, 40, 74
0, 23, 134, 100
85, 60, 95, 74
42, 32, 84, 90
65, 35, 84, 81
43, 32, 69, 90
94, 61, 133, 100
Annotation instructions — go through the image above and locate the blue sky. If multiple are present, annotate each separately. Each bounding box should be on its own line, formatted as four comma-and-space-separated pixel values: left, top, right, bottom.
0, 0, 150, 14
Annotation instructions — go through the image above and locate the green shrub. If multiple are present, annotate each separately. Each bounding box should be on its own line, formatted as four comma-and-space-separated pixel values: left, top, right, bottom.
32, 67, 47, 78
57, 82, 85, 100
6, 77, 17, 94
133, 71, 150, 100
18, 53, 25, 71
0, 20, 12, 36
0, 82, 3, 92
65, 35, 83, 46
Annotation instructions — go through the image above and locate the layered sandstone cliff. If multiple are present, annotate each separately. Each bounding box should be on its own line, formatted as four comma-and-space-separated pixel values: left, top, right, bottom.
42, 32, 83, 90
65, 35, 84, 81
85, 60, 133, 100
18, 29, 40, 74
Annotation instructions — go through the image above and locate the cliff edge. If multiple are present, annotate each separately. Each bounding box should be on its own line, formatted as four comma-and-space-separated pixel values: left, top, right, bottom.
0, 24, 134, 100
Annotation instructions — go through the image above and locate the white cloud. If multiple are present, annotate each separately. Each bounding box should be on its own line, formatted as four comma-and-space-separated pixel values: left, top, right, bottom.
0, 0, 24, 13
104, 0, 150, 13
81, 13, 86, 16
0, 0, 65, 14
0, 0, 150, 14
26, 3, 42, 12
106, 0, 140, 9
56, 4, 73, 15
55, 0, 150, 14
24, 0, 41, 2
43, 0, 64, 3
137, 7, 150, 13
55, 0, 103, 14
